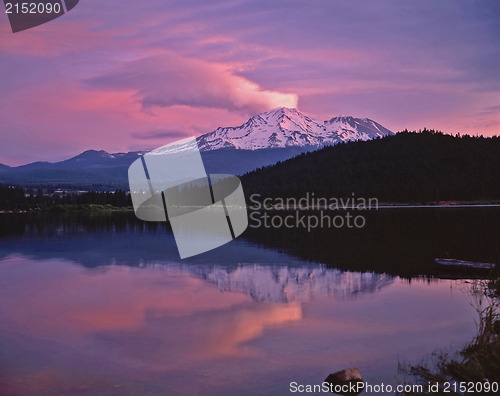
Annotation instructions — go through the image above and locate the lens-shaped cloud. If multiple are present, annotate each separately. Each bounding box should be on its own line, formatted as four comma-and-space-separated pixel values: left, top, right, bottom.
85, 53, 298, 115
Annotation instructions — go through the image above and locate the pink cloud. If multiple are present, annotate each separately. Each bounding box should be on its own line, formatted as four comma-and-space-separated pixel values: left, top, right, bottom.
86, 53, 298, 115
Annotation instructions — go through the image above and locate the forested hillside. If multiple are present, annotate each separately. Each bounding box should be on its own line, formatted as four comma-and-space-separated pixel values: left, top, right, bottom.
241, 130, 500, 203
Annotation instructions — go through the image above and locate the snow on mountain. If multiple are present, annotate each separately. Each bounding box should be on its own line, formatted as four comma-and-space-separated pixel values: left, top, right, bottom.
189, 265, 394, 303
0, 108, 393, 186
197, 107, 393, 151
141, 262, 394, 303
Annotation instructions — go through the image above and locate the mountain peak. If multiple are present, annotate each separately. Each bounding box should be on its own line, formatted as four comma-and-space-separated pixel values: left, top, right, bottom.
197, 108, 393, 151
70, 150, 115, 161
262, 107, 303, 117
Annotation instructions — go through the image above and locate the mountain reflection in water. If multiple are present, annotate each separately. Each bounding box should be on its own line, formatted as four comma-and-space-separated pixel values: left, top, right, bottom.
0, 211, 488, 395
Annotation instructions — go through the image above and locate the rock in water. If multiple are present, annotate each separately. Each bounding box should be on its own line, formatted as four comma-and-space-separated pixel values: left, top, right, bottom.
324, 368, 364, 395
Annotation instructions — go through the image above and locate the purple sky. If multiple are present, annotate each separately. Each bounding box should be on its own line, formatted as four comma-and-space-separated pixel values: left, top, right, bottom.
1, 0, 499, 165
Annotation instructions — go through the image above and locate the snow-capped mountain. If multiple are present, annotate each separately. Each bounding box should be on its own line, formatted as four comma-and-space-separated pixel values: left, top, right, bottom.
197, 107, 393, 151
0, 108, 394, 186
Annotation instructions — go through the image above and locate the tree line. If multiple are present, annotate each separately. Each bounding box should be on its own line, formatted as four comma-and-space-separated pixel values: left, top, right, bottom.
0, 187, 131, 211
241, 130, 500, 203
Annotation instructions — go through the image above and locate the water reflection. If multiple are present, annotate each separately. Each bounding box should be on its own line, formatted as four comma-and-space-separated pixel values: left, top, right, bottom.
1, 208, 499, 278
0, 213, 396, 303
0, 255, 478, 396
244, 207, 500, 277
0, 211, 495, 394
144, 263, 394, 303
0, 256, 302, 358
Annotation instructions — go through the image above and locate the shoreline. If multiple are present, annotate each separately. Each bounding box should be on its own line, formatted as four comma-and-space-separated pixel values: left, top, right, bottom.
2, 202, 500, 214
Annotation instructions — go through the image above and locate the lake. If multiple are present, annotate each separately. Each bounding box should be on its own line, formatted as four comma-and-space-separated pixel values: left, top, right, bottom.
0, 208, 499, 395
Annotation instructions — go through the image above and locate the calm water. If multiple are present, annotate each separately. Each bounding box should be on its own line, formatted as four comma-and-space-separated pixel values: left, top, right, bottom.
0, 209, 498, 395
